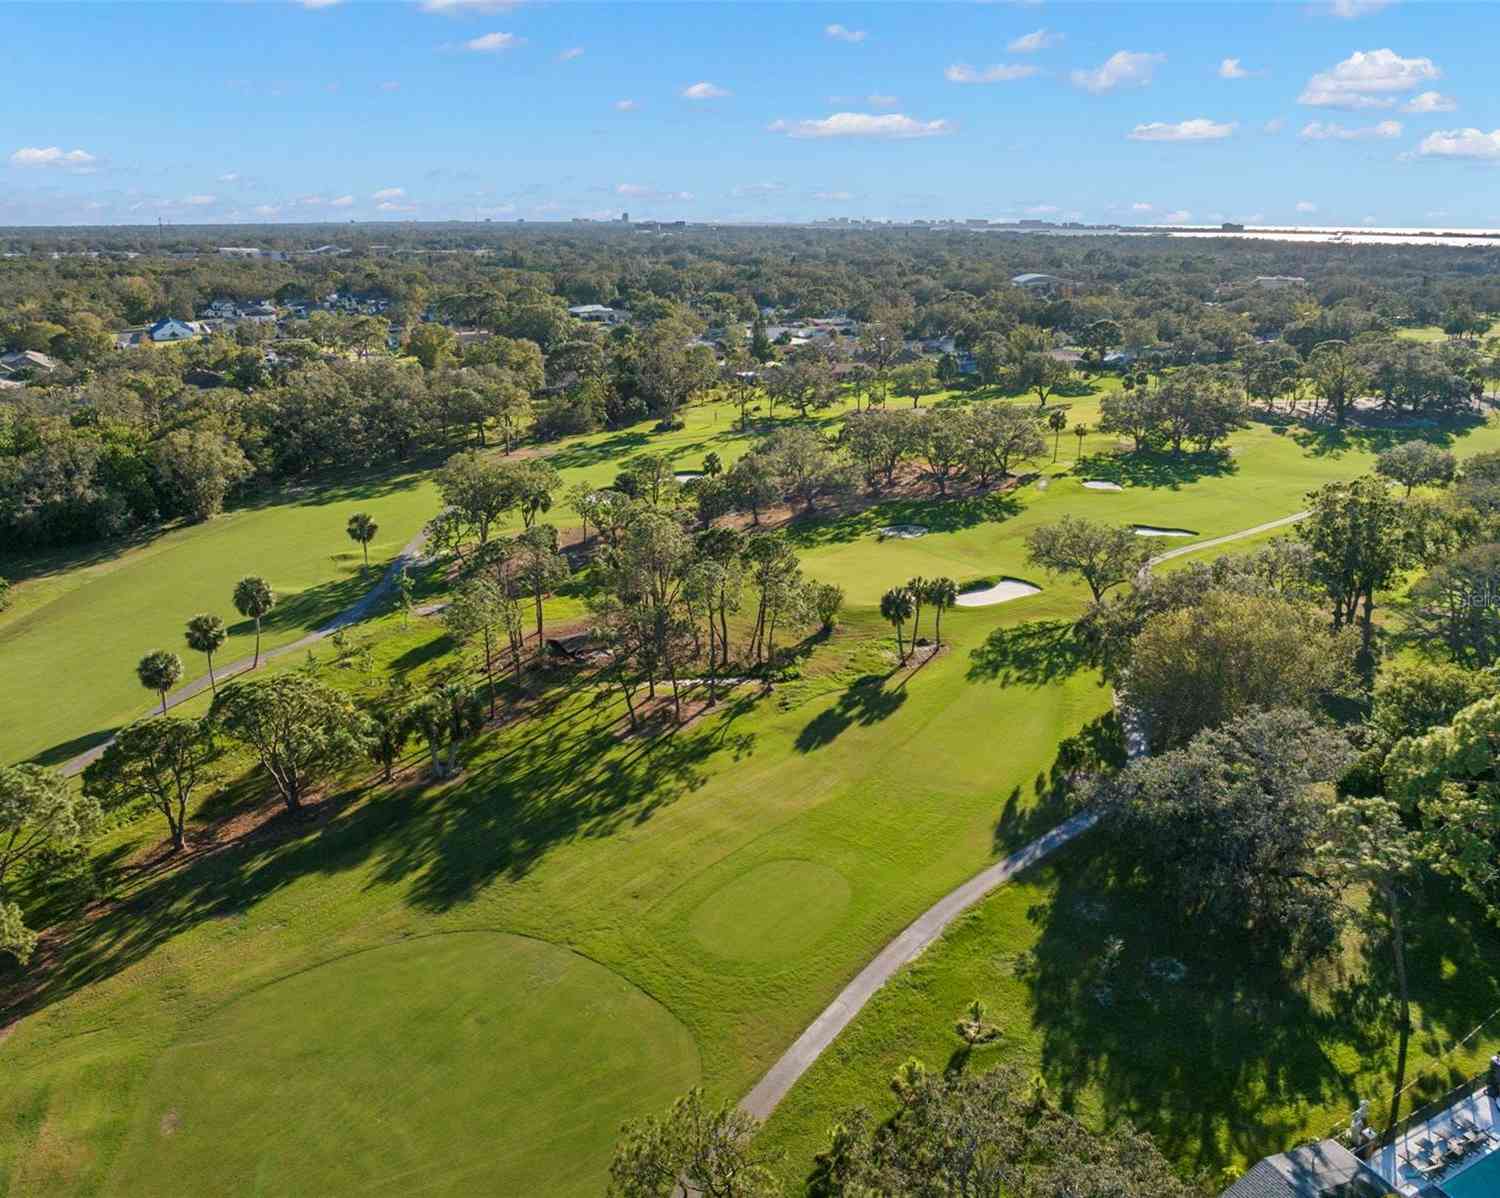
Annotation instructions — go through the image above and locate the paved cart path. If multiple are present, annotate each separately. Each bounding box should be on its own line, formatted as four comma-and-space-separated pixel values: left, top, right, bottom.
739, 509, 1310, 1121
59, 529, 428, 777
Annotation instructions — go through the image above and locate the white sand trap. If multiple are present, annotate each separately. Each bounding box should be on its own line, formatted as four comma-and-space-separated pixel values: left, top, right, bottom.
674, 472, 702, 482
879, 525, 928, 540
1133, 525, 1196, 538
955, 579, 1042, 607
1082, 480, 1123, 491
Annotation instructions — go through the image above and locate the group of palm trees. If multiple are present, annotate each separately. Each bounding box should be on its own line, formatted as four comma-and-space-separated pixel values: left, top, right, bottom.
880, 575, 959, 663
134, 575, 276, 715
131, 513, 381, 718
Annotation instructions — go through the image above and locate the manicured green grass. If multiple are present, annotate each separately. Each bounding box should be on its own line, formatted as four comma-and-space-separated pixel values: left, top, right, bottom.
0, 591, 1112, 1196
756, 842, 1500, 1193
0, 468, 439, 766
99, 932, 699, 1198
7, 383, 1500, 1196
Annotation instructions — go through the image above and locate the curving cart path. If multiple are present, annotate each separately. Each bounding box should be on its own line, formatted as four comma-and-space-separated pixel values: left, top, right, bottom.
739, 509, 1311, 1122
58, 529, 428, 777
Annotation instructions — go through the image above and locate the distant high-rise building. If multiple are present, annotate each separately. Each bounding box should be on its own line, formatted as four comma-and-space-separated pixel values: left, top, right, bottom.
621, 212, 630, 223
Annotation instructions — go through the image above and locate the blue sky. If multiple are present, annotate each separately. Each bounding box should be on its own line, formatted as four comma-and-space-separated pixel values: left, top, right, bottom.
4, 0, 1499, 227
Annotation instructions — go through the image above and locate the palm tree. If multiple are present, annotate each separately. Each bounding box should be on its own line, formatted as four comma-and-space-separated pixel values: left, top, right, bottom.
1048, 408, 1068, 461
1073, 422, 1088, 462
346, 512, 378, 566
880, 586, 914, 662
232, 575, 275, 669
136, 650, 184, 715
905, 576, 927, 644
184, 613, 228, 693
927, 577, 958, 648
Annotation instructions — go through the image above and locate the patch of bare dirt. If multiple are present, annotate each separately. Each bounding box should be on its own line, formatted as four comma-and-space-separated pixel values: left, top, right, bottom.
159, 1108, 181, 1137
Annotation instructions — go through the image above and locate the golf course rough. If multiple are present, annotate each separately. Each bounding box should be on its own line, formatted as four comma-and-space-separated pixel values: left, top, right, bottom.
100, 932, 699, 1198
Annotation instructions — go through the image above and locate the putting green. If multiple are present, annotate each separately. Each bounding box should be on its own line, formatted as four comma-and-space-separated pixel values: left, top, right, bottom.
689, 859, 852, 962
101, 932, 699, 1198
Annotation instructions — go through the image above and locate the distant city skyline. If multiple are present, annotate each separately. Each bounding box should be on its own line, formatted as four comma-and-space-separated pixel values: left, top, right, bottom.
5, 0, 1500, 228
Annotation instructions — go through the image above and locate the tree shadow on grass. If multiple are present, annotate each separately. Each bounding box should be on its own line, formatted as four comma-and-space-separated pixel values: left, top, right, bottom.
0, 681, 764, 1023
1289, 414, 1483, 460
992, 711, 1125, 854
1017, 840, 1356, 1172
785, 491, 1023, 550
794, 672, 908, 753
542, 430, 654, 472
374, 687, 761, 911
967, 619, 1093, 687
1017, 838, 1500, 1173
1076, 449, 1236, 491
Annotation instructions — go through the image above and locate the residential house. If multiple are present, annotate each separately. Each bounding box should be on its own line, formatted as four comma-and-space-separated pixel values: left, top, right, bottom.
1220, 1140, 1392, 1198
1254, 276, 1307, 289
149, 317, 200, 342
568, 304, 627, 325
1012, 272, 1067, 292
0, 349, 60, 375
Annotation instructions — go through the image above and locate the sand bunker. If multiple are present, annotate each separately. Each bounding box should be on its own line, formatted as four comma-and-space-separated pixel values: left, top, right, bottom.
879, 525, 928, 540
674, 472, 702, 482
1133, 526, 1196, 537
1082, 480, 1123, 491
954, 579, 1042, 607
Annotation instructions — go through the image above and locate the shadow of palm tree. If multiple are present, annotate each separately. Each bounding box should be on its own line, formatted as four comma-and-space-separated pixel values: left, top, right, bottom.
794, 673, 908, 753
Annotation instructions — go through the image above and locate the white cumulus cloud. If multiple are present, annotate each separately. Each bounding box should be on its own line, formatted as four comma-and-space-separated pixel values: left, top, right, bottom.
1300, 119, 1402, 140
1299, 48, 1439, 109
1008, 28, 1062, 53
420, 0, 525, 13
615, 182, 693, 201
814, 190, 854, 201
1131, 201, 1154, 211
1218, 57, 1251, 79
681, 81, 729, 100
556, 46, 583, 61
945, 63, 1037, 84
1162, 210, 1193, 224
1296, 200, 1319, 212
825, 24, 866, 43
767, 112, 955, 139
614, 99, 639, 111
9, 146, 99, 172
1071, 50, 1165, 94
1417, 127, 1500, 160
732, 181, 785, 196
1326, 0, 1394, 16
1404, 90, 1457, 112
464, 31, 522, 52
183, 194, 216, 206
372, 186, 406, 200
1128, 118, 1236, 141
329, 195, 354, 207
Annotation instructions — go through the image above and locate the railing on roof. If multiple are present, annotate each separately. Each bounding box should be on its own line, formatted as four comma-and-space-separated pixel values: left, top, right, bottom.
1352, 1070, 1496, 1161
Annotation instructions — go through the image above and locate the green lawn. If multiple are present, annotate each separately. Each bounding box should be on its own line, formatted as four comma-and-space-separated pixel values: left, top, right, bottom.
0, 468, 438, 766
100, 932, 699, 1197
756, 843, 1500, 1193
6, 385, 1500, 1196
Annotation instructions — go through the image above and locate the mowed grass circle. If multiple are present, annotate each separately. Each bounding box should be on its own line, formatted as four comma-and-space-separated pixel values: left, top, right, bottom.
689, 859, 852, 962
103, 932, 698, 1198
